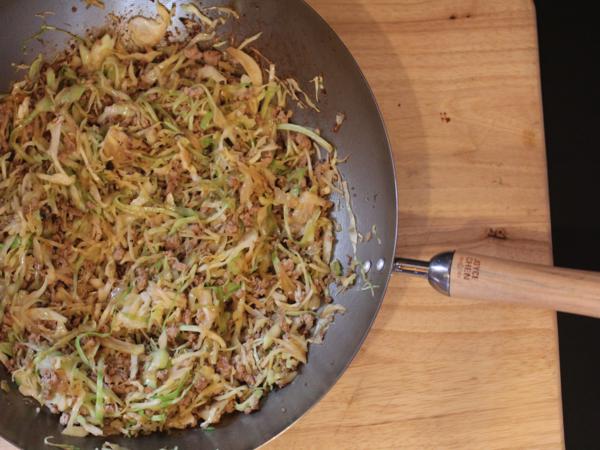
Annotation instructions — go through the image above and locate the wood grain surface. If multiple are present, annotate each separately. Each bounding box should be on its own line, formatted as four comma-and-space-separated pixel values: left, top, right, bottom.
0, 0, 564, 449
265, 0, 565, 449
451, 250, 600, 318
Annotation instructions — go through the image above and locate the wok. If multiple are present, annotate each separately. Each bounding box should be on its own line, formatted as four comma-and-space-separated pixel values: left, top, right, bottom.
0, 1, 396, 449
2, 1, 600, 449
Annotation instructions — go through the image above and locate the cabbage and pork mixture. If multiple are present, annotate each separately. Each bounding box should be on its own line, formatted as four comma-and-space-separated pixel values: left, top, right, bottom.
0, 3, 349, 437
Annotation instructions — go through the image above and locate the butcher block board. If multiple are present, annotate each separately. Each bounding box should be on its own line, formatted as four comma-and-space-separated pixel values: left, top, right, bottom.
0, 0, 564, 449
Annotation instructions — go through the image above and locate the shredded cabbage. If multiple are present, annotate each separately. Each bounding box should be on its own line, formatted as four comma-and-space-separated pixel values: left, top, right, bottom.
127, 2, 171, 48
0, 3, 351, 438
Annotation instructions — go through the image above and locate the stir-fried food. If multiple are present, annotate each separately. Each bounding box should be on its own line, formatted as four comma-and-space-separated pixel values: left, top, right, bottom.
0, 4, 347, 437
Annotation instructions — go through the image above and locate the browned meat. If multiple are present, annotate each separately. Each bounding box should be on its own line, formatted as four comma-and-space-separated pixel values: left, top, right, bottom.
203, 50, 221, 66
167, 325, 179, 342
240, 211, 256, 227
187, 331, 199, 345
259, 151, 274, 167
279, 314, 291, 334
164, 235, 180, 251
178, 390, 196, 410
314, 162, 331, 179
233, 358, 255, 385
216, 355, 233, 378
280, 258, 294, 273
248, 276, 272, 297
240, 208, 256, 228
135, 267, 149, 291
228, 177, 240, 191
299, 313, 314, 334
294, 133, 312, 150
183, 45, 203, 61
40, 368, 67, 398
172, 258, 187, 272
183, 86, 204, 98
27, 333, 44, 345
104, 353, 132, 395
195, 377, 209, 391
223, 219, 239, 235
166, 159, 183, 194
156, 369, 169, 382
189, 223, 202, 235
225, 399, 235, 413
82, 337, 97, 353
273, 107, 292, 123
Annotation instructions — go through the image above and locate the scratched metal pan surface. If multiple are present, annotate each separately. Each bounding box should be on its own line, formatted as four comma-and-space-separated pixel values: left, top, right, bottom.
0, 1, 397, 449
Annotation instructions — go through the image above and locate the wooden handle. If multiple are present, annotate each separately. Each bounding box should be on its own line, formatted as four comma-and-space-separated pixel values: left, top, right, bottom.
450, 250, 600, 318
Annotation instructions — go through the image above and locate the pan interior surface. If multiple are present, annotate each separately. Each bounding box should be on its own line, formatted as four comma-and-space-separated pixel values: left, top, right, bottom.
0, 1, 398, 449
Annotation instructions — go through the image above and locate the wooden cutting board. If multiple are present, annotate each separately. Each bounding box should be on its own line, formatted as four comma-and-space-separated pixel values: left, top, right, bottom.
265, 0, 565, 449
0, 1, 564, 449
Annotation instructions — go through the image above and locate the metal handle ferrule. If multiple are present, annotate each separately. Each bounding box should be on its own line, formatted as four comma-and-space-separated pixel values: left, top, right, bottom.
393, 251, 455, 296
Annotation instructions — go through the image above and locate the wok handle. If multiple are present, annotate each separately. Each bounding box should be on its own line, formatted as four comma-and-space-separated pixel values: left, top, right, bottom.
394, 250, 600, 318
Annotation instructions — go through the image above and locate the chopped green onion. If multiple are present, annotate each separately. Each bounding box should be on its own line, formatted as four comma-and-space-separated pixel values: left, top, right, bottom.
200, 111, 213, 130
95, 358, 105, 422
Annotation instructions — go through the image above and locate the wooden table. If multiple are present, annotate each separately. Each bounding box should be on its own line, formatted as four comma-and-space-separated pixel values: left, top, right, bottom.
0, 1, 564, 449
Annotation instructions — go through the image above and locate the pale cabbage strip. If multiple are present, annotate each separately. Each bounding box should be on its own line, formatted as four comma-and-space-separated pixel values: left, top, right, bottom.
0, 3, 350, 439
